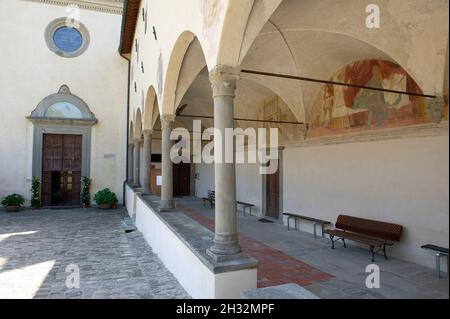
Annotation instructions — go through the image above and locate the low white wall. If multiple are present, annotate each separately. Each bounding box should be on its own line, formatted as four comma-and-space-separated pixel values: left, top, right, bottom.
283, 134, 449, 271
126, 185, 257, 298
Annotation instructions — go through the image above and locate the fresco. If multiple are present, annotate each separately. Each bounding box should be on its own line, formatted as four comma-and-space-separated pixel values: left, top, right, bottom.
308, 59, 447, 137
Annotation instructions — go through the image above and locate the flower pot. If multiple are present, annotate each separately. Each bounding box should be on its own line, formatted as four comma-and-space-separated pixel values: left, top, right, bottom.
99, 203, 111, 209
5, 206, 19, 212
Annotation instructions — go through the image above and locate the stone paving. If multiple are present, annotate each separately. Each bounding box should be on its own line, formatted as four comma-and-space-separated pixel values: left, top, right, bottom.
179, 204, 333, 288
0, 207, 189, 299
176, 197, 449, 299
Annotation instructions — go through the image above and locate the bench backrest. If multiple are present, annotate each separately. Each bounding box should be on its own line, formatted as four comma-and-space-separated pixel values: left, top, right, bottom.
208, 190, 215, 200
335, 215, 402, 242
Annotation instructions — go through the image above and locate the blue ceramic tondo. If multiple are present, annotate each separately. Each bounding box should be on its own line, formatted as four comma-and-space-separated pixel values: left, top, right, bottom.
53, 26, 83, 53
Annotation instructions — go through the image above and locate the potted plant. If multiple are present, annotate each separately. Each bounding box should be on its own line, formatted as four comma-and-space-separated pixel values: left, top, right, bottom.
93, 188, 118, 209
30, 177, 41, 209
1, 194, 25, 212
81, 176, 91, 208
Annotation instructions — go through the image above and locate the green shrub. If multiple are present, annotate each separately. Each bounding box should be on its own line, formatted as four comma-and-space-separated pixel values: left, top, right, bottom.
93, 188, 118, 205
30, 177, 41, 208
1, 194, 25, 207
81, 176, 91, 207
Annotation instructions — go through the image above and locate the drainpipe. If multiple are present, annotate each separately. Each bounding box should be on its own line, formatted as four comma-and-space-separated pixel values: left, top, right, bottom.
121, 54, 131, 206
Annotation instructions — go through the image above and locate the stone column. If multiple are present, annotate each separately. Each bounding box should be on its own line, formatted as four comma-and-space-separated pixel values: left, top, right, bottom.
133, 137, 141, 187
142, 129, 153, 194
159, 114, 175, 210
127, 143, 134, 182
207, 65, 241, 258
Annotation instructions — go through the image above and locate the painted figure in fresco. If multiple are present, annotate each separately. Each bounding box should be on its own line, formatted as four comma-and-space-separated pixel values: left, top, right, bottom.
322, 84, 334, 127
330, 72, 350, 129
308, 59, 434, 138
355, 65, 388, 128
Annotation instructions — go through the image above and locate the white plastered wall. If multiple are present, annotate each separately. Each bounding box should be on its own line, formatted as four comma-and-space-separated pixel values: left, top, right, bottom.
283, 134, 449, 271
0, 0, 128, 202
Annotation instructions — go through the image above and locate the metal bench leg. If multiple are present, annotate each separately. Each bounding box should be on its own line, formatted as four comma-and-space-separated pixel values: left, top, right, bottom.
436, 253, 442, 278
330, 235, 335, 249
295, 218, 298, 231
383, 244, 388, 260
370, 246, 375, 262
313, 223, 317, 239
342, 238, 347, 248
321, 224, 325, 238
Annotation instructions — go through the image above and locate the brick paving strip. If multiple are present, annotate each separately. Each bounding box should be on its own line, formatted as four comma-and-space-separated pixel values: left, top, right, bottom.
178, 205, 334, 288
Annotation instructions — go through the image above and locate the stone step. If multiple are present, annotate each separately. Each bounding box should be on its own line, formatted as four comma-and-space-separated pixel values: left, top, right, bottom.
241, 283, 320, 299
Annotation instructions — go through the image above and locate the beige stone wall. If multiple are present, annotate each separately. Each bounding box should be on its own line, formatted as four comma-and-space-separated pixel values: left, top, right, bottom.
0, 0, 128, 203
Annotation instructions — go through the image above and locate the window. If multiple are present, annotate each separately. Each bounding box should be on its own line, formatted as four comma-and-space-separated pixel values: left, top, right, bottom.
45, 18, 89, 58
53, 27, 83, 53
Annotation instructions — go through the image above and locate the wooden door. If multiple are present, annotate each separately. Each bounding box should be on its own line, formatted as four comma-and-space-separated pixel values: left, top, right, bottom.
42, 134, 82, 206
173, 163, 191, 197
266, 160, 280, 219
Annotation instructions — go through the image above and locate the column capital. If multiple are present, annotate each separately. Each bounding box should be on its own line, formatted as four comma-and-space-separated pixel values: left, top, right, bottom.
209, 65, 241, 98
161, 114, 175, 129
142, 129, 153, 138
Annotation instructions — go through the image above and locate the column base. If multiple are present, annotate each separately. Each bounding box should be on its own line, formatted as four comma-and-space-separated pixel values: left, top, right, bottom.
207, 234, 241, 260
159, 199, 175, 212
206, 247, 243, 262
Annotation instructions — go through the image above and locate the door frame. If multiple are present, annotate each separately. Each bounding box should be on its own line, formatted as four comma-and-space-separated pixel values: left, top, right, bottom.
261, 147, 284, 220
31, 123, 93, 183
28, 85, 97, 188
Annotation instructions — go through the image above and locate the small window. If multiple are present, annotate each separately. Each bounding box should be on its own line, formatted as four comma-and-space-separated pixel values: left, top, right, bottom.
45, 18, 89, 58
45, 102, 83, 119
53, 27, 83, 53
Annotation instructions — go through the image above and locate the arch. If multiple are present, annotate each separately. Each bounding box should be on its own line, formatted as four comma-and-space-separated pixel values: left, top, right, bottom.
134, 108, 143, 138
214, 0, 255, 67
174, 38, 208, 110
29, 85, 96, 122
161, 31, 197, 116
143, 86, 157, 130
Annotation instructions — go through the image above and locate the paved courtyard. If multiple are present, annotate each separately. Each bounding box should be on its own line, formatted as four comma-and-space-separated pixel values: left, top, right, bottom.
0, 207, 189, 299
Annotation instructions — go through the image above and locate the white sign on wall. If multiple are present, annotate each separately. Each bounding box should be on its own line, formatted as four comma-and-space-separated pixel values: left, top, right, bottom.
156, 176, 162, 186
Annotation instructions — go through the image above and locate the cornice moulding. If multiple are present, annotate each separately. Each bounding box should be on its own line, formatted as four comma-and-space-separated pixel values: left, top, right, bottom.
21, 0, 124, 15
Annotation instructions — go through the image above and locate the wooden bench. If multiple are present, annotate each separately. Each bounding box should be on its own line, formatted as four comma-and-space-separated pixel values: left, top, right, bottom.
282, 213, 331, 238
421, 244, 449, 278
202, 190, 215, 208
202, 190, 255, 216
237, 201, 255, 216
324, 215, 403, 262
